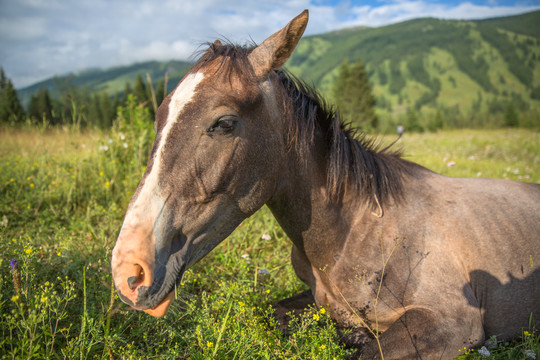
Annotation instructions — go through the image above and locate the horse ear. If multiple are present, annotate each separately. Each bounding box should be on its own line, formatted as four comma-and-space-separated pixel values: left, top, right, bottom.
249, 10, 308, 78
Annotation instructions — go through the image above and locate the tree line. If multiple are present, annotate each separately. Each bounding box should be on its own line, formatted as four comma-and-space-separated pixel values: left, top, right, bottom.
2, 63, 539, 133
0, 68, 167, 128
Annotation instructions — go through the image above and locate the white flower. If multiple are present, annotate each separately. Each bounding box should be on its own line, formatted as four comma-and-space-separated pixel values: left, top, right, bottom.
99, 145, 109, 152
261, 233, 271, 240
108, 138, 113, 143
241, 254, 250, 260
524, 349, 537, 359
123, 143, 128, 149
478, 346, 490, 357
258, 268, 269, 275
446, 161, 456, 167
119, 133, 125, 140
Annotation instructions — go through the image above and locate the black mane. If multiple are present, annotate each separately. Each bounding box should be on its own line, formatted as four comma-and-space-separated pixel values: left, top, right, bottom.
194, 42, 409, 206
276, 70, 409, 206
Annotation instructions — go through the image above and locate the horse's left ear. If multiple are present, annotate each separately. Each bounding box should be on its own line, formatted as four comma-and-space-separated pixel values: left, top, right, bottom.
249, 10, 308, 78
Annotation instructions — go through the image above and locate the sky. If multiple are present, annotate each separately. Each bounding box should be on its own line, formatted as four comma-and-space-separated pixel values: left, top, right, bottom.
1, 0, 539, 88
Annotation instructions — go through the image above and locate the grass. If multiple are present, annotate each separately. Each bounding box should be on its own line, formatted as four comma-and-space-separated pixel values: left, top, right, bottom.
1, 104, 539, 359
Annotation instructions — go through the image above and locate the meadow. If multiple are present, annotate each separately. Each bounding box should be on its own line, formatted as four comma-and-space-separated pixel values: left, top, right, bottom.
1, 101, 539, 359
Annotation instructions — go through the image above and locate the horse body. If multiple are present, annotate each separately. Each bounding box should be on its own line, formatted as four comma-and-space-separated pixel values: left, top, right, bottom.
111, 10, 540, 359
268, 127, 540, 357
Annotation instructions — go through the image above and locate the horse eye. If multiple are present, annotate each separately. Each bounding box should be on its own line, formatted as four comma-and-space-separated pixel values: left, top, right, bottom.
207, 117, 237, 134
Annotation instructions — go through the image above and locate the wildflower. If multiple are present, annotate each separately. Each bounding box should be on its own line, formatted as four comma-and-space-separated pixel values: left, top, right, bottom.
319, 344, 326, 350
241, 254, 250, 260
485, 337, 498, 349
524, 349, 537, 359
320, 308, 326, 314
478, 346, 490, 357
206, 341, 213, 348
29, 183, 34, 188
11, 295, 19, 302
446, 161, 456, 167
25, 247, 31, 254
262, 233, 271, 240
123, 143, 128, 149
258, 268, 270, 275
524, 331, 531, 337
99, 171, 104, 177
105, 182, 111, 188
266, 289, 270, 294
57, 251, 62, 256
108, 138, 113, 144
313, 313, 320, 321
40, 297, 48, 303
238, 301, 245, 306
119, 133, 125, 140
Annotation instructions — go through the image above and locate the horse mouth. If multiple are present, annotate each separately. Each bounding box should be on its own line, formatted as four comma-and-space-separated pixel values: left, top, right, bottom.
143, 291, 174, 317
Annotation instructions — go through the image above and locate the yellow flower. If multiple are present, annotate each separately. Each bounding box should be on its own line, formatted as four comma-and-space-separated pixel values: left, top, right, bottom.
105, 182, 110, 188
319, 344, 326, 350
320, 308, 326, 314
206, 341, 213, 348
11, 295, 19, 302
25, 247, 31, 254
99, 171, 104, 176
238, 301, 245, 306
266, 289, 270, 294
313, 313, 320, 321
44, 281, 50, 286
524, 331, 531, 336
57, 251, 62, 256
41, 297, 48, 303
29, 183, 34, 188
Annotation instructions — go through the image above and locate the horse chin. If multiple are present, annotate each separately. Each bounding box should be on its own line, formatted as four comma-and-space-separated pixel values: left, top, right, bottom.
143, 291, 174, 317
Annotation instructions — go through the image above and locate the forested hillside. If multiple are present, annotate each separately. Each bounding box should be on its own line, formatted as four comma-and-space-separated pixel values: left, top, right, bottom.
286, 10, 540, 126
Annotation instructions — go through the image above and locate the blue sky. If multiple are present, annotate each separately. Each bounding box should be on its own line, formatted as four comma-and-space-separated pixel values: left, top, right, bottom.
1, 0, 539, 88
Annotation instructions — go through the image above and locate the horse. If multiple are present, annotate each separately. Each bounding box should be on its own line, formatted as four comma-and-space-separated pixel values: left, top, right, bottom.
111, 10, 540, 359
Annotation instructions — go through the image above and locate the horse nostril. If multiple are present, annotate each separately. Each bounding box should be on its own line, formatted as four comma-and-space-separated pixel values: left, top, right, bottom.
127, 264, 145, 291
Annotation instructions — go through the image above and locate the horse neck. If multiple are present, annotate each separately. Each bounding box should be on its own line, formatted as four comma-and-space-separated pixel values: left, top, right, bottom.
266, 116, 367, 256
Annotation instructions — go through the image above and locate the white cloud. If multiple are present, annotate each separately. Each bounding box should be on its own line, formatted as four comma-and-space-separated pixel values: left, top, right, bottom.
0, 0, 538, 88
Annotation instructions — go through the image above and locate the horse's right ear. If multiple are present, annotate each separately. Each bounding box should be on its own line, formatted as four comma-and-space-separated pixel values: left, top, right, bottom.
249, 10, 308, 78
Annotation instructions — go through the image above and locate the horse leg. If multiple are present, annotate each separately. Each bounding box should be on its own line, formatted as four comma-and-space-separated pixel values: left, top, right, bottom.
272, 290, 315, 333
352, 307, 485, 360
272, 245, 318, 333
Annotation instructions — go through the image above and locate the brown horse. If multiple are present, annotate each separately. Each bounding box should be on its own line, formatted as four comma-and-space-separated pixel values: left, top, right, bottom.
111, 10, 540, 359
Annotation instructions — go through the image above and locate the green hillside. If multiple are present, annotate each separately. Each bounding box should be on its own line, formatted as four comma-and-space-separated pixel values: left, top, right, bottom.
17, 10, 540, 124
286, 10, 540, 119
17, 60, 191, 106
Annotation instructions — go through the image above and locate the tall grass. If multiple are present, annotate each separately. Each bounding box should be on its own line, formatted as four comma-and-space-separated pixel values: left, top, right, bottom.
0, 101, 538, 358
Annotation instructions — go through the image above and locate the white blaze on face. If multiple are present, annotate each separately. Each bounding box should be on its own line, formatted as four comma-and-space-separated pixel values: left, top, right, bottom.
112, 72, 205, 290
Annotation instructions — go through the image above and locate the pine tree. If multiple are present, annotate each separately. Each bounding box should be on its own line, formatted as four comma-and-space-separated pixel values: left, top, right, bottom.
332, 60, 378, 131
156, 78, 165, 107
123, 82, 133, 104
0, 70, 25, 125
35, 88, 55, 125
133, 75, 148, 104
100, 92, 114, 128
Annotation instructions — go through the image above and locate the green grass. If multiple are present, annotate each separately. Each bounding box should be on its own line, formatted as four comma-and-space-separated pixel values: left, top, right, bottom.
1, 107, 539, 358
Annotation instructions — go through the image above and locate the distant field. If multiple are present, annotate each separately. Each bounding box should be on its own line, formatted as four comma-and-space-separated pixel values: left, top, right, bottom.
0, 126, 538, 359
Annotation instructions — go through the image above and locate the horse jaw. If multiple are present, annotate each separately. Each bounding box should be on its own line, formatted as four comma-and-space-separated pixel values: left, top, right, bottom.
143, 291, 174, 317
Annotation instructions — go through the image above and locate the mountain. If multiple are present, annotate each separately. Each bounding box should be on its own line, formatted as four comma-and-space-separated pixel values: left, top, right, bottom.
17, 11, 540, 119
17, 60, 191, 106
286, 10, 540, 117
